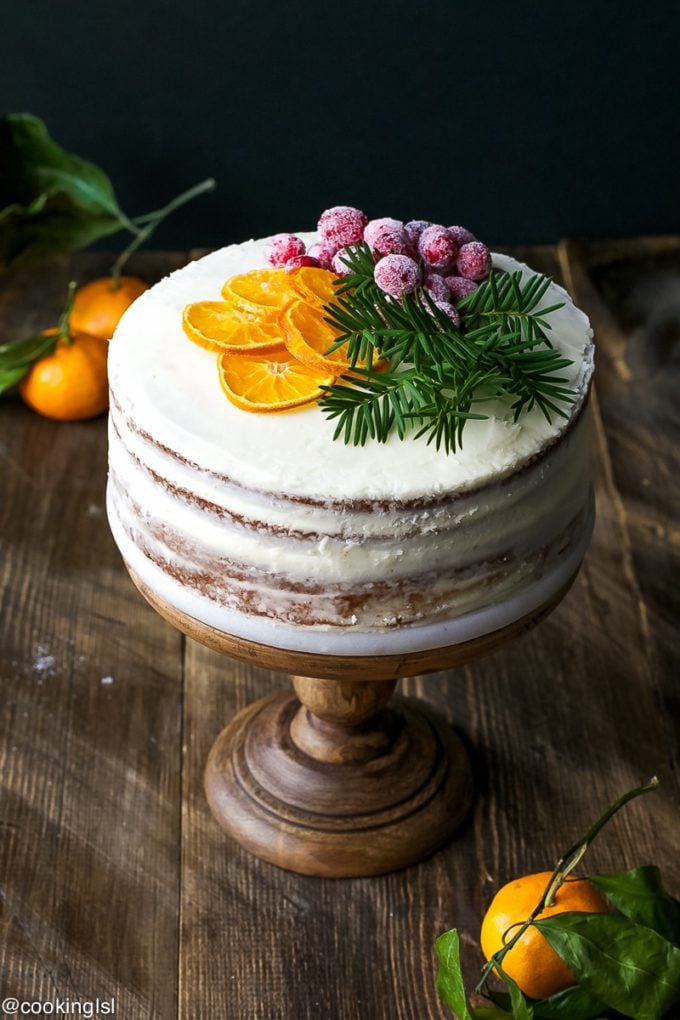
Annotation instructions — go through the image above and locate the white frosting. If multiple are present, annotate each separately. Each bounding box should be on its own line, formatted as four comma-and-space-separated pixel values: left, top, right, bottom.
106, 234, 595, 653
108, 234, 594, 502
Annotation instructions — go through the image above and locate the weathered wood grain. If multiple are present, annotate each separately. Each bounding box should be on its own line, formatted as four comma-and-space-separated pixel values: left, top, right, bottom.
559, 237, 680, 720
1, 242, 677, 1020
0, 252, 186, 1018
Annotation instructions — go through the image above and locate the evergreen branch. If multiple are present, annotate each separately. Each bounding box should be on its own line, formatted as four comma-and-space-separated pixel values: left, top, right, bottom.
318, 246, 577, 452
321, 368, 427, 446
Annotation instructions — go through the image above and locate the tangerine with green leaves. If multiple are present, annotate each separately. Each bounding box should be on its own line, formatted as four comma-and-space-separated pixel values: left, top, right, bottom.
480, 871, 609, 1000
19, 328, 109, 421
70, 275, 149, 340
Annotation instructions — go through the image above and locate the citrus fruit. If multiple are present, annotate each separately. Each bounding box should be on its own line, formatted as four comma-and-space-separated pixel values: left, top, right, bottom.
220, 269, 295, 315
280, 300, 390, 377
288, 266, 339, 307
217, 292, 276, 323
280, 300, 349, 373
217, 350, 333, 412
480, 872, 609, 1000
183, 301, 285, 354
19, 330, 109, 421
70, 276, 149, 340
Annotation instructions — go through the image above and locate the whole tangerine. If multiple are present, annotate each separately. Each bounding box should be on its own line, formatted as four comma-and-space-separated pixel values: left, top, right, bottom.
70, 275, 148, 340
20, 329, 109, 421
480, 871, 609, 1000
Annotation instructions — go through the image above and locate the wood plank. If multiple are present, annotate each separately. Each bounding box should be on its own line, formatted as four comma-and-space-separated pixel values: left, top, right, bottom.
178, 244, 678, 1018
558, 236, 680, 718
2, 242, 676, 1019
0, 252, 187, 1018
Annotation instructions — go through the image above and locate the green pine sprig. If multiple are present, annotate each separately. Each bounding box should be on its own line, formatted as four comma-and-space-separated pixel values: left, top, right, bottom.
318, 243, 576, 454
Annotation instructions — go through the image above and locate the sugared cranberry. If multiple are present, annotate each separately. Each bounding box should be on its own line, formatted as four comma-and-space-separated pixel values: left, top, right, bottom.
307, 241, 336, 270
418, 225, 458, 270
374, 254, 421, 299
423, 272, 450, 302
448, 225, 477, 247
432, 300, 461, 327
404, 219, 432, 255
285, 254, 321, 272
331, 247, 359, 276
457, 241, 492, 280
363, 217, 408, 256
318, 206, 368, 249
264, 233, 306, 267
445, 276, 479, 304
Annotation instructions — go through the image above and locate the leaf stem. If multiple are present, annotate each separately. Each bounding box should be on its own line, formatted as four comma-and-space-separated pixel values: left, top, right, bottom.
475, 777, 659, 995
114, 209, 144, 237
130, 177, 216, 226
111, 177, 216, 281
58, 281, 78, 344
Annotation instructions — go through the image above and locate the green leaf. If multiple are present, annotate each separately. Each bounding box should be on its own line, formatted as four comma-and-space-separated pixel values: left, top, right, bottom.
590, 868, 680, 945
0, 332, 57, 367
531, 984, 608, 1020
0, 364, 30, 394
435, 930, 477, 1019
1, 113, 122, 216
535, 912, 680, 1020
0, 331, 59, 394
0, 113, 126, 270
497, 966, 534, 1019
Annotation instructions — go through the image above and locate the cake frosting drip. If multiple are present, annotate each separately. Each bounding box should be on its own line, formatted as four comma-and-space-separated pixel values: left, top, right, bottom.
106, 234, 595, 651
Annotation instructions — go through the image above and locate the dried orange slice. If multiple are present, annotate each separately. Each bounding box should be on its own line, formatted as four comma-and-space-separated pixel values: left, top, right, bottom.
288, 266, 339, 307
217, 350, 333, 412
215, 293, 275, 323
280, 300, 350, 373
280, 299, 391, 375
220, 269, 296, 315
183, 301, 285, 353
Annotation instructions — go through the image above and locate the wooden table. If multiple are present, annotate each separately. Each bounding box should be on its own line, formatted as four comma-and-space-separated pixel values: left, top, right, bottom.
1, 240, 678, 1019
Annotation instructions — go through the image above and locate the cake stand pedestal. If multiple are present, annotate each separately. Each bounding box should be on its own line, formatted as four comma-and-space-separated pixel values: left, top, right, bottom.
127, 566, 574, 877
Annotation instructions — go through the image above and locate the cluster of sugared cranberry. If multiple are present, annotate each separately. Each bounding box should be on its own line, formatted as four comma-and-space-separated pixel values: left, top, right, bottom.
264, 205, 492, 326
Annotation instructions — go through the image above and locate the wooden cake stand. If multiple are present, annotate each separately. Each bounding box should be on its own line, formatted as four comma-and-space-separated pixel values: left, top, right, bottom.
127, 565, 575, 878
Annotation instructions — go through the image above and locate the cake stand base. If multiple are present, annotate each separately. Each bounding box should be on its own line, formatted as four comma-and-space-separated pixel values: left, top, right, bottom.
204, 676, 473, 877
126, 565, 576, 877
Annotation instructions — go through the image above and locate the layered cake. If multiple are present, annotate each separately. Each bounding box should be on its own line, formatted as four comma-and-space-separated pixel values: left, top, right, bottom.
107, 211, 594, 656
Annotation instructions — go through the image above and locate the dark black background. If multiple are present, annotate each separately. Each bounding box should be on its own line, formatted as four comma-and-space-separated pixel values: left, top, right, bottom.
3, 0, 678, 248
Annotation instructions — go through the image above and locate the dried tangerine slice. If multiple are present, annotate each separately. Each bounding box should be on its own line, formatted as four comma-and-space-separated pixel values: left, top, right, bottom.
183, 301, 285, 353
280, 300, 390, 375
288, 266, 339, 307
213, 293, 281, 324
215, 293, 281, 324
280, 300, 350, 374
217, 350, 333, 412
220, 269, 296, 314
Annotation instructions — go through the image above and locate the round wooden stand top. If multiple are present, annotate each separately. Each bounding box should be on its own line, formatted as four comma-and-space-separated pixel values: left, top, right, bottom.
126, 565, 575, 680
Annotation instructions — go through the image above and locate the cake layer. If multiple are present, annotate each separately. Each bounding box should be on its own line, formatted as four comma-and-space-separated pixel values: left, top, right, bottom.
107, 482, 594, 655
107, 235, 595, 648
